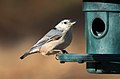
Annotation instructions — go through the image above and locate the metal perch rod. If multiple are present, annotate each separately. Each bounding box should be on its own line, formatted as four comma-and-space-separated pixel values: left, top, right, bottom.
57, 53, 120, 63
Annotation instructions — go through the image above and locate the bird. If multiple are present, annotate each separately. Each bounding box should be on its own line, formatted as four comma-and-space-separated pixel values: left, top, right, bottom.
20, 19, 76, 59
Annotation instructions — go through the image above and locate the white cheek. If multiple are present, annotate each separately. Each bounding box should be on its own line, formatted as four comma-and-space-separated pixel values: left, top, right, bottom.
55, 23, 70, 31
57, 25, 65, 30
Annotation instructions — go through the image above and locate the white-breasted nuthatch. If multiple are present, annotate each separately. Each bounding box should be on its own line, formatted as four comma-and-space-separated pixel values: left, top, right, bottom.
20, 19, 76, 59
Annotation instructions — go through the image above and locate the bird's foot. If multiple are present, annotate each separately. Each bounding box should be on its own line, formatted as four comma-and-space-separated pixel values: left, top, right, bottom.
55, 50, 68, 60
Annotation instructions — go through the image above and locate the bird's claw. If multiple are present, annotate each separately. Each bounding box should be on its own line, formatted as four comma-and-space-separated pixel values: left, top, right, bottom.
61, 50, 69, 54
55, 50, 68, 60
55, 53, 61, 60
55, 53, 65, 63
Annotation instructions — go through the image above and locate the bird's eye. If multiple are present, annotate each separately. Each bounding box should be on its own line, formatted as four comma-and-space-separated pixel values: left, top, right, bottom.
63, 22, 67, 24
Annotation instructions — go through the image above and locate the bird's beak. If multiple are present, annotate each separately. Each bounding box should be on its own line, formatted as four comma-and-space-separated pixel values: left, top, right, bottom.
71, 21, 76, 25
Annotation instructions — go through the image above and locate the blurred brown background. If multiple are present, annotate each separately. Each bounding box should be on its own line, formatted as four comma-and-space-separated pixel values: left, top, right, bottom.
0, 0, 119, 79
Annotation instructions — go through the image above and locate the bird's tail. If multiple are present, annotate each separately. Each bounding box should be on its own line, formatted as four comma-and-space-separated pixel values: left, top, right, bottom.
20, 51, 39, 60
20, 52, 30, 59
20, 46, 40, 59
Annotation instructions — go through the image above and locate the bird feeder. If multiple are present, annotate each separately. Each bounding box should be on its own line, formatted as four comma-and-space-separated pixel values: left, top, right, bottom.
57, 0, 120, 74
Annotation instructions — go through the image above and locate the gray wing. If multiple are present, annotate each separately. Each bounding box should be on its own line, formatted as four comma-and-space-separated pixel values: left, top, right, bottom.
20, 29, 62, 59
33, 29, 62, 47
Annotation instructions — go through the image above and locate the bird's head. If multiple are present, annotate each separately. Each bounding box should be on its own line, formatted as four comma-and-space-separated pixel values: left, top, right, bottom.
55, 19, 76, 31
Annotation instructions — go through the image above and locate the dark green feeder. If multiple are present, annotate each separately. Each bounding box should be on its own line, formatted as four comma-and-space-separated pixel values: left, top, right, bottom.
84, 0, 120, 74
57, 0, 120, 74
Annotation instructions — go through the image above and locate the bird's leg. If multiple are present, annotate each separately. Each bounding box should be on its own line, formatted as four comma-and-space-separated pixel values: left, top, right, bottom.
55, 50, 68, 63
54, 50, 64, 63
55, 50, 68, 60
51, 50, 62, 60
54, 50, 69, 59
